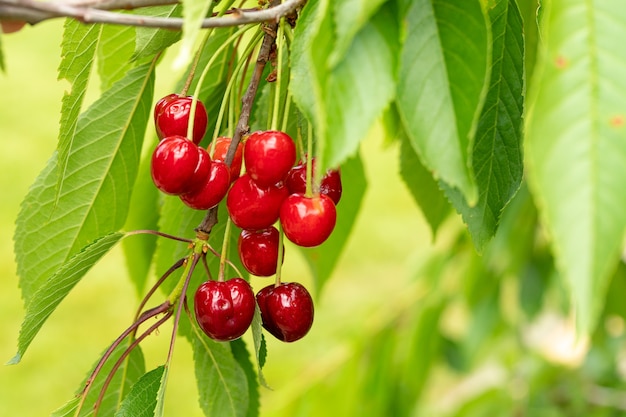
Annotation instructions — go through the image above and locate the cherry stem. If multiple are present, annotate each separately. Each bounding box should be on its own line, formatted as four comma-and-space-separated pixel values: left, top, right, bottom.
275, 223, 285, 287
125, 229, 193, 244
217, 219, 233, 282
92, 309, 173, 417
75, 300, 172, 416
196, 1, 281, 235
305, 122, 314, 198
270, 19, 284, 131
133, 257, 186, 326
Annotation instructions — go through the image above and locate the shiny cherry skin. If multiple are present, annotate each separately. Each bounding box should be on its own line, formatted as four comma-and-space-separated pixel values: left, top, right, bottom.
226, 174, 289, 230
256, 282, 314, 342
285, 159, 342, 205
238, 227, 284, 277
211, 136, 243, 181
280, 193, 337, 247
180, 160, 231, 210
244, 130, 296, 187
155, 95, 208, 144
151, 136, 210, 195
194, 278, 256, 341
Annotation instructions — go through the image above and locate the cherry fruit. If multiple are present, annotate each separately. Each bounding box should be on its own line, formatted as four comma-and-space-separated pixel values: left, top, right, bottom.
286, 159, 342, 205
211, 136, 243, 181
238, 227, 283, 277
256, 282, 314, 342
280, 193, 337, 247
244, 130, 296, 187
154, 94, 208, 144
194, 278, 256, 341
150, 136, 210, 195
226, 174, 289, 230
180, 160, 231, 210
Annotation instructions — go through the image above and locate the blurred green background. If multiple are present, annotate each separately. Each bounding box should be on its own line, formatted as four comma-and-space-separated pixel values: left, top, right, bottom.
0, 20, 432, 416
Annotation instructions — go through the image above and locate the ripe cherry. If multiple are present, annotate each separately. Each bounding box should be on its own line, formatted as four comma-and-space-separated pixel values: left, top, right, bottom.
256, 282, 314, 342
285, 159, 342, 205
151, 136, 210, 195
226, 174, 289, 230
154, 95, 208, 144
211, 136, 243, 181
238, 227, 283, 277
280, 193, 337, 247
180, 160, 231, 210
194, 278, 256, 341
244, 130, 296, 187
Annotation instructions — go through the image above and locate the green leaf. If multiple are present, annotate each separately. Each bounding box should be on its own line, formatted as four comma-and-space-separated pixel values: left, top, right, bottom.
250, 304, 269, 388
122, 150, 160, 296
299, 153, 367, 294
441, 0, 525, 250
0, 32, 5, 72
398, 121, 450, 237
10, 232, 124, 364
191, 331, 249, 417
14, 62, 155, 306
230, 339, 260, 417
175, 0, 214, 69
52, 342, 146, 417
56, 19, 99, 197
525, 0, 626, 333
396, 0, 490, 204
115, 366, 165, 417
98, 23, 136, 91
134, 5, 182, 60
330, 0, 388, 66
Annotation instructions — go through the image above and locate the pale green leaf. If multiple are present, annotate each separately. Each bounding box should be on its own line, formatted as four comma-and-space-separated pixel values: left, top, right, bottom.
11, 233, 124, 364
525, 0, 626, 333
191, 331, 249, 417
441, 0, 525, 250
230, 339, 260, 417
250, 304, 269, 389
98, 23, 136, 91
299, 153, 367, 294
134, 5, 182, 60
175, 0, 213, 69
116, 366, 165, 417
397, 0, 491, 204
14, 62, 155, 307
56, 19, 99, 197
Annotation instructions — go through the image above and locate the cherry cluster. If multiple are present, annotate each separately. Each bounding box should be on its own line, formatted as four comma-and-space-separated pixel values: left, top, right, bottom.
149, 93, 342, 343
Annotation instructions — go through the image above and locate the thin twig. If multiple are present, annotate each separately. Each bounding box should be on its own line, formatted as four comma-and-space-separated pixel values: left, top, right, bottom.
0, 0, 305, 29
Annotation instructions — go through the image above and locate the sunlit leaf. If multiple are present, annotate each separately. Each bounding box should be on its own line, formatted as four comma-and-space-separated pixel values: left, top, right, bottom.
525, 0, 626, 333
115, 366, 165, 417
98, 23, 136, 91
134, 5, 182, 60
10, 233, 124, 364
176, 0, 214, 69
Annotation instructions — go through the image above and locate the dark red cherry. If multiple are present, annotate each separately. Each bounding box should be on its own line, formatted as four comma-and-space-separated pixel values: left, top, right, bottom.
244, 130, 296, 187
285, 159, 342, 205
279, 193, 337, 247
194, 278, 256, 341
226, 174, 289, 230
211, 136, 243, 181
155, 95, 208, 144
256, 282, 314, 342
180, 160, 230, 210
151, 136, 207, 195
238, 227, 283, 277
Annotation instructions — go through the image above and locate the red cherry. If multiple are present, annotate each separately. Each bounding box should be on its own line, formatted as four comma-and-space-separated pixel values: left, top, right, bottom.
151, 136, 208, 195
285, 159, 342, 205
180, 160, 231, 210
244, 130, 296, 187
226, 174, 289, 230
256, 282, 314, 342
211, 136, 243, 181
238, 227, 284, 277
155, 95, 208, 144
279, 193, 337, 247
194, 278, 256, 341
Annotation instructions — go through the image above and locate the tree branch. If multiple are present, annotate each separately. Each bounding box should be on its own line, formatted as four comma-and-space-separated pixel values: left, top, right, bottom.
0, 0, 305, 28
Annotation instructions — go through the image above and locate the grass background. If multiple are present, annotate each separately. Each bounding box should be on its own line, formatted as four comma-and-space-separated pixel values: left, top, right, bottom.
0, 20, 436, 416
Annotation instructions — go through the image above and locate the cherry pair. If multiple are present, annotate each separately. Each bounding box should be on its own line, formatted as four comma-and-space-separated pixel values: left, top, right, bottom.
194, 279, 313, 343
